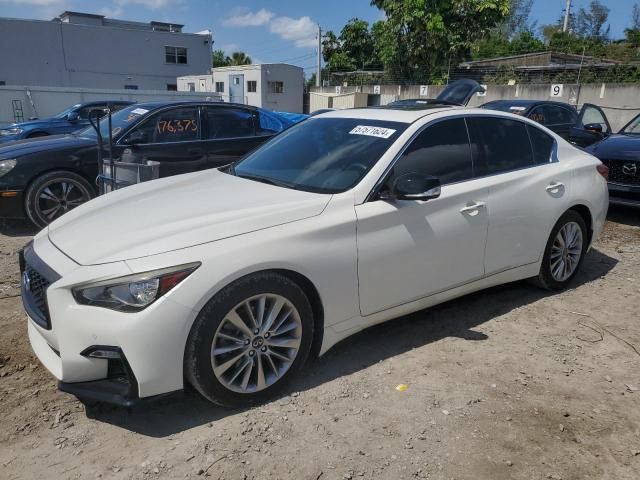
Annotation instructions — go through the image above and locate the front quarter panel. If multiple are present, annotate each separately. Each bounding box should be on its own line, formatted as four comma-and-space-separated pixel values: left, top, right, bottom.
123, 193, 360, 393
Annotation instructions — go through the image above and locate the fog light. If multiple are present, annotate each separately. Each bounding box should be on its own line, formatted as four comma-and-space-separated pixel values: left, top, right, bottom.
85, 349, 121, 360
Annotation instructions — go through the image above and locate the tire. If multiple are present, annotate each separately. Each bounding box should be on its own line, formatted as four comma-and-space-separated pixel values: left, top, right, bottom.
26, 132, 49, 139
533, 210, 588, 291
25, 171, 94, 229
185, 272, 314, 407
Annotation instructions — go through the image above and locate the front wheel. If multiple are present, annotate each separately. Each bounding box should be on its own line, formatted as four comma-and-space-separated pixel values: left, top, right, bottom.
534, 210, 588, 290
25, 171, 94, 228
185, 272, 314, 407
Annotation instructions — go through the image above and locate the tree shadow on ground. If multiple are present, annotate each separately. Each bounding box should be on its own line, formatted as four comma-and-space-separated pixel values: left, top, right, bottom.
85, 248, 617, 437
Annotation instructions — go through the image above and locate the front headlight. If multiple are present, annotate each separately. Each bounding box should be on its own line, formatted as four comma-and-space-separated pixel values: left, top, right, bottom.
72, 262, 200, 312
0, 128, 22, 136
0, 159, 17, 177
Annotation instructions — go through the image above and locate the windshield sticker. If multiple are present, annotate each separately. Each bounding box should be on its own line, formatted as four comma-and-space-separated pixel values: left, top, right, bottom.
349, 125, 396, 139
509, 106, 526, 111
131, 108, 149, 115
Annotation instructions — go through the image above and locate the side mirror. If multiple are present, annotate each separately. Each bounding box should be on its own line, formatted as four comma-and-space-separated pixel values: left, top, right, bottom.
66, 112, 79, 122
584, 123, 603, 134
382, 173, 441, 201
123, 130, 148, 145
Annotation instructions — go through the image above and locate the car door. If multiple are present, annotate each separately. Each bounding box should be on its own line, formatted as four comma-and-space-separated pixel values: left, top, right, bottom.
569, 103, 612, 147
201, 106, 266, 168
355, 117, 489, 316
466, 116, 572, 275
117, 106, 208, 177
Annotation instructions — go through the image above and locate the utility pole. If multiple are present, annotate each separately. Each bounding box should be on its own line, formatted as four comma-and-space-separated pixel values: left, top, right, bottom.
316, 24, 322, 88
563, 0, 572, 32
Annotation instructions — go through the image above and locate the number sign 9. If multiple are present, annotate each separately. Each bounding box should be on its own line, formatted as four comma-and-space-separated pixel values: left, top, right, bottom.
550, 84, 563, 97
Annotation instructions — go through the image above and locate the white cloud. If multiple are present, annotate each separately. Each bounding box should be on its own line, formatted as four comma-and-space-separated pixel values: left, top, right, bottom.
224, 8, 317, 49
99, 6, 124, 17
224, 8, 274, 27
270, 15, 317, 48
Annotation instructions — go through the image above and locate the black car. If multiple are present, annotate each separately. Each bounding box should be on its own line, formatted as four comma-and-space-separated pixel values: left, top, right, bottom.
586, 112, 640, 208
0, 101, 133, 143
0, 102, 302, 227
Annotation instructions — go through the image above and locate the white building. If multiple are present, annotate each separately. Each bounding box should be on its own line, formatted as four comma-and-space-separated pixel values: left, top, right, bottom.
178, 64, 304, 113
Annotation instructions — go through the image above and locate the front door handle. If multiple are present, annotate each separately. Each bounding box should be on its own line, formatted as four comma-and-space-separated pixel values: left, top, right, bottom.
460, 201, 486, 214
546, 182, 564, 193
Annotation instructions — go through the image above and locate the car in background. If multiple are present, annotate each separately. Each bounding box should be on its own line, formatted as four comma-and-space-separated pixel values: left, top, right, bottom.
480, 100, 616, 149
0, 101, 133, 143
23, 101, 608, 407
585, 111, 640, 208
387, 79, 486, 108
0, 102, 305, 227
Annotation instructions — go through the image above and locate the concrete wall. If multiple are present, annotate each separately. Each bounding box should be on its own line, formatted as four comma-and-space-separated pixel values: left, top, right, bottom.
180, 64, 304, 113
0, 85, 221, 126
311, 83, 640, 131
0, 17, 212, 91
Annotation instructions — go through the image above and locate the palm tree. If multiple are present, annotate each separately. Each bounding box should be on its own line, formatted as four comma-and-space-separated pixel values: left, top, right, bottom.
225, 51, 252, 66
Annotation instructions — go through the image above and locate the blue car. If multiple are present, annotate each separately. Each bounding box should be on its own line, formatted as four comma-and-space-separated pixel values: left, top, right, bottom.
0, 101, 134, 143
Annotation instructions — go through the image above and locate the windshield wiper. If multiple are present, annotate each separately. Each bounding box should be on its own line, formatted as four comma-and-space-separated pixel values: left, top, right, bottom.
235, 173, 299, 190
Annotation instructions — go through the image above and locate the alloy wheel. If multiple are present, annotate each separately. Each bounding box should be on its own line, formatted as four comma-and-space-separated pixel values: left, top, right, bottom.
36, 180, 91, 222
211, 294, 302, 394
550, 221, 583, 282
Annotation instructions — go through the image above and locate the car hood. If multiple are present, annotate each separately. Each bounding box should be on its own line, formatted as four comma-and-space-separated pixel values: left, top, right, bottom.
48, 169, 332, 265
587, 134, 640, 161
4, 118, 65, 130
0, 134, 94, 157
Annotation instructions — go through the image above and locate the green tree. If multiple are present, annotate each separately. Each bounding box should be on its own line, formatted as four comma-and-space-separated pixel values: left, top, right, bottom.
212, 49, 228, 67
575, 0, 610, 41
225, 51, 252, 66
322, 31, 341, 63
371, 0, 511, 82
340, 18, 376, 69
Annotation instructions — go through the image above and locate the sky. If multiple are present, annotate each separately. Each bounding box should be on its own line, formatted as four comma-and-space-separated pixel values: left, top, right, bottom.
1, 0, 638, 77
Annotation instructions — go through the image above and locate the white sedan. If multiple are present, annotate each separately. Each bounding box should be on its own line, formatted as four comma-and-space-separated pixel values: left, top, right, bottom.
22, 104, 609, 407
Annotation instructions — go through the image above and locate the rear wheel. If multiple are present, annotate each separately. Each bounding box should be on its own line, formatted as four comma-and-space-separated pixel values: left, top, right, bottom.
185, 272, 314, 407
25, 171, 94, 228
534, 210, 588, 290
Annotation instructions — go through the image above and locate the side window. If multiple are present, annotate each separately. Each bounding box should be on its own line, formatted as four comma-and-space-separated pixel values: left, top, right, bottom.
204, 107, 254, 139
127, 107, 199, 144
528, 106, 546, 125
468, 117, 534, 176
390, 118, 473, 185
542, 105, 575, 125
527, 125, 555, 164
581, 106, 608, 131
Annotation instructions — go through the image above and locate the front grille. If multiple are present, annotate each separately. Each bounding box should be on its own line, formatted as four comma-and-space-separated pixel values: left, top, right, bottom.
19, 244, 60, 330
602, 159, 640, 186
24, 263, 51, 326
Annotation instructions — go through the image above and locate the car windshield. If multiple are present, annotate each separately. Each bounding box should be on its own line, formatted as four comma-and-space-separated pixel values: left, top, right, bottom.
232, 117, 407, 194
53, 104, 81, 119
621, 114, 640, 134
77, 105, 151, 139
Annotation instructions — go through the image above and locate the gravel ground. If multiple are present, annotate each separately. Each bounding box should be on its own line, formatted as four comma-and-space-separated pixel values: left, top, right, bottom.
0, 206, 639, 480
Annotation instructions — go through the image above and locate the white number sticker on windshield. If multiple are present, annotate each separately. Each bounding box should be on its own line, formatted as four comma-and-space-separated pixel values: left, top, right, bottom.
131, 108, 149, 115
349, 125, 396, 139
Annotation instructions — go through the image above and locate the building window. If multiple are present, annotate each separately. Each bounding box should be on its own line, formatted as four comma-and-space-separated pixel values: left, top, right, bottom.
187, 82, 196, 92
165, 46, 187, 64
268, 81, 284, 94
215, 82, 224, 93
166, 84, 177, 91
124, 85, 139, 90
247, 80, 257, 93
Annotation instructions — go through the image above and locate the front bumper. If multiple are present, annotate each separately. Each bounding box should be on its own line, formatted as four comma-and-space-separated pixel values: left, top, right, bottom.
23, 235, 197, 405
608, 182, 640, 208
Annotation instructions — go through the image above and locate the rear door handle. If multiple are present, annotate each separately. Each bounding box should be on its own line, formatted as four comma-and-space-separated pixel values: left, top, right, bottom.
460, 201, 486, 214
546, 182, 564, 192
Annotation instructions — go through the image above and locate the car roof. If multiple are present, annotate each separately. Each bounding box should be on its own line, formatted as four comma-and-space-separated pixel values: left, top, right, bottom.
128, 101, 258, 111
79, 100, 134, 106
481, 99, 573, 109
314, 106, 460, 124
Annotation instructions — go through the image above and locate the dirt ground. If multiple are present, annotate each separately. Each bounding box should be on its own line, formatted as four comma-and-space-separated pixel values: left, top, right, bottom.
0, 206, 639, 480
